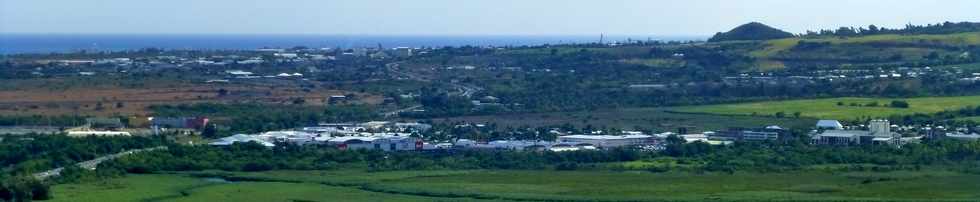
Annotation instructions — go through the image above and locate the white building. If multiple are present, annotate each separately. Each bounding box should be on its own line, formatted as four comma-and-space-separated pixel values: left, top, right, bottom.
67, 131, 131, 137
393, 47, 413, 57
945, 132, 980, 141
812, 120, 906, 146
328, 136, 421, 151
557, 134, 655, 148
209, 134, 275, 147
258, 131, 317, 145
816, 120, 844, 130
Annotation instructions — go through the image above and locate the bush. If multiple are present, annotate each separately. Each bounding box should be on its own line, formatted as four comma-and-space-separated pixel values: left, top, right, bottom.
865, 102, 880, 107
891, 100, 910, 108
555, 162, 579, 171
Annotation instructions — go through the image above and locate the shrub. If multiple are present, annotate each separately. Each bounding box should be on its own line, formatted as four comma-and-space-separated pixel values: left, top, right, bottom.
891, 100, 910, 108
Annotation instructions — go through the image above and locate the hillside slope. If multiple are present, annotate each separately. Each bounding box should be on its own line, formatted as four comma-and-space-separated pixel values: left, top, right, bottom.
708, 22, 795, 42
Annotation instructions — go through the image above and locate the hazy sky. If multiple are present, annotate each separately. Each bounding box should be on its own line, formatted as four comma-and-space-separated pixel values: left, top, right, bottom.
2, 0, 979, 36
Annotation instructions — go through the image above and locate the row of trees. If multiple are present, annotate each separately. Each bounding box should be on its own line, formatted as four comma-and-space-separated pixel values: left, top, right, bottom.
107, 143, 646, 173
97, 136, 980, 175
3, 134, 979, 201
0, 135, 163, 202
0, 177, 49, 202
801, 22, 980, 38
0, 115, 85, 127
150, 103, 379, 133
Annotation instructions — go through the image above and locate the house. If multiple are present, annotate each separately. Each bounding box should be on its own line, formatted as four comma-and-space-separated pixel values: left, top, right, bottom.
328, 95, 348, 104
225, 70, 254, 77
86, 118, 124, 130
273, 53, 298, 58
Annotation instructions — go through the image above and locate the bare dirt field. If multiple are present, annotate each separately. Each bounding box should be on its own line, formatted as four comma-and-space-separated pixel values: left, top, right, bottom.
0, 78, 381, 116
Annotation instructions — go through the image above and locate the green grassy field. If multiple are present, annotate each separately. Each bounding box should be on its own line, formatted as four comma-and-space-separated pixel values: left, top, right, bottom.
48, 174, 211, 202
672, 96, 980, 120
48, 173, 492, 202
750, 32, 980, 58
954, 116, 980, 122
943, 62, 980, 71
51, 170, 980, 202
423, 107, 816, 132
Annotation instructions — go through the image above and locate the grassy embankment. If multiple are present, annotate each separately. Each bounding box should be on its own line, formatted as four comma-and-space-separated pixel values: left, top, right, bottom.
748, 32, 980, 71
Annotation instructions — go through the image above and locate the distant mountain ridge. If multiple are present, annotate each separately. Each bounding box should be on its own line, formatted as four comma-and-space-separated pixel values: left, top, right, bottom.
708, 22, 794, 42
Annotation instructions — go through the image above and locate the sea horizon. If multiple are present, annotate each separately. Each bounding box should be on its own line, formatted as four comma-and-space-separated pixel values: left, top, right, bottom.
0, 33, 707, 54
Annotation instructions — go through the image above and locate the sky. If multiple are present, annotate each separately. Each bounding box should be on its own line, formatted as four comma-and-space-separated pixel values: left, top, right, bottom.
2, 0, 979, 36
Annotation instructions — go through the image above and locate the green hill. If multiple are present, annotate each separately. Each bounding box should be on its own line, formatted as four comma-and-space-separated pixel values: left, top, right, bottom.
708, 22, 795, 42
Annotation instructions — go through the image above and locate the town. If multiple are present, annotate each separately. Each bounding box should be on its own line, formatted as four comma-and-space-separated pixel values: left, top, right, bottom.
6, 114, 976, 152
3, 13, 980, 201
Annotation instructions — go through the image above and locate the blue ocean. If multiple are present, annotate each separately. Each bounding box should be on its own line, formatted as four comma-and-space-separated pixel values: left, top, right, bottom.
0, 34, 704, 54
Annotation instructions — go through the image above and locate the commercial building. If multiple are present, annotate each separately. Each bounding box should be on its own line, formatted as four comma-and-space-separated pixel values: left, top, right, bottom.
816, 120, 844, 130
86, 118, 124, 130
209, 134, 275, 147
557, 134, 656, 148
811, 119, 906, 146
67, 131, 131, 137
713, 126, 784, 141
944, 132, 980, 141
151, 117, 209, 129
327, 136, 422, 151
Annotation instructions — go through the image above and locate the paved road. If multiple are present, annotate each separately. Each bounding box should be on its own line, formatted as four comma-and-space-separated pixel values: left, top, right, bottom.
33, 146, 167, 180
381, 105, 423, 117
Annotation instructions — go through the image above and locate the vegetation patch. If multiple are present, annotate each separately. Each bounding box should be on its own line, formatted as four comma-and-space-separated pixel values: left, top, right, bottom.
672, 96, 980, 120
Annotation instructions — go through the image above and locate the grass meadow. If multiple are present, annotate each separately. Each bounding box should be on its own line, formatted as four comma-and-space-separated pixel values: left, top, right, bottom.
426, 107, 816, 132
672, 96, 980, 120
50, 169, 980, 202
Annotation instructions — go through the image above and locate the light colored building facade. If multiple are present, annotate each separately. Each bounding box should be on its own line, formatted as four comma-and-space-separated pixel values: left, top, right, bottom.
557, 134, 655, 148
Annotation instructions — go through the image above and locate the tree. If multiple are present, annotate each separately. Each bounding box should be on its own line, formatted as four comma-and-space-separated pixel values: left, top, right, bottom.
925, 52, 940, 60
867, 24, 880, 34
865, 102, 879, 107
891, 100, 910, 108
292, 98, 306, 105
217, 88, 229, 97
202, 124, 218, 138
94, 102, 105, 111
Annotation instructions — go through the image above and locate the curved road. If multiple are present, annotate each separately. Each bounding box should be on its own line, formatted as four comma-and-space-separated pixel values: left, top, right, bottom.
33, 146, 167, 180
